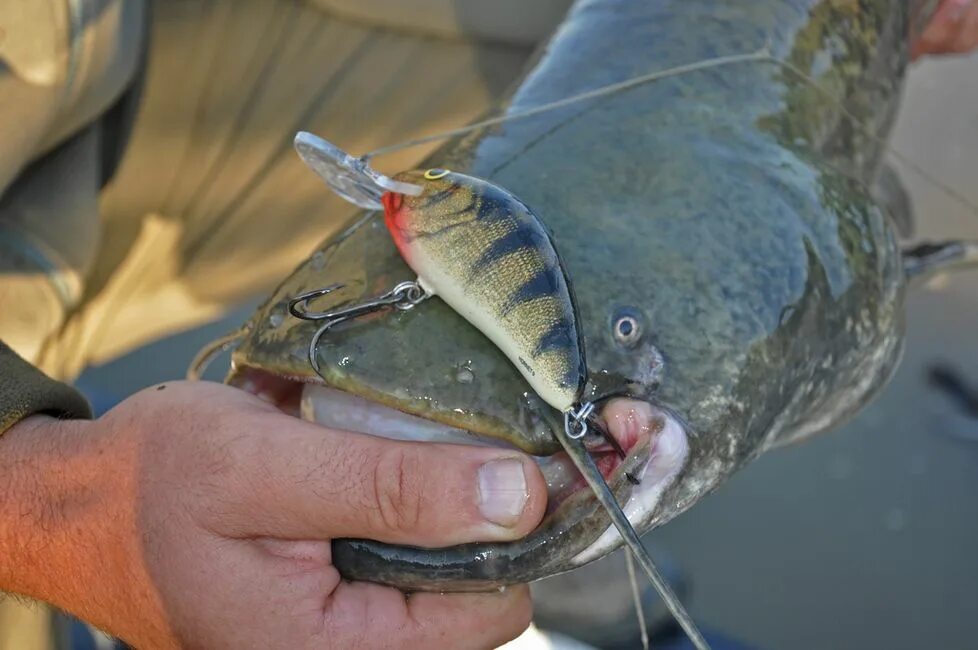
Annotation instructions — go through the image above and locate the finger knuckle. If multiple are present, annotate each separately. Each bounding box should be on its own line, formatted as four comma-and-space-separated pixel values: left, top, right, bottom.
370, 447, 425, 534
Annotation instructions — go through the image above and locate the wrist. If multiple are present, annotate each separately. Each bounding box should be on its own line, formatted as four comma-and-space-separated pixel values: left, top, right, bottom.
0, 415, 126, 616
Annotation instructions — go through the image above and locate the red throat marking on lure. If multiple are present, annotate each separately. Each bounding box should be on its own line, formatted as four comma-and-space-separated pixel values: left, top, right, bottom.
382, 191, 410, 254
382, 190, 402, 216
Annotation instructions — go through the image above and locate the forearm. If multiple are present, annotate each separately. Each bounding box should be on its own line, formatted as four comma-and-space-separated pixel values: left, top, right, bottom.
0, 416, 108, 605
0, 338, 100, 604
0, 412, 171, 647
0, 413, 161, 650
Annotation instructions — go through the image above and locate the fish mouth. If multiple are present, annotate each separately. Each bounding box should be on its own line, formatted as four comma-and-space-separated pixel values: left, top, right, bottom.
230, 366, 689, 580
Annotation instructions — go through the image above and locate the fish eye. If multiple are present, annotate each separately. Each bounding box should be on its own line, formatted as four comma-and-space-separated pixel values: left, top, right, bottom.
611, 308, 643, 347
424, 168, 450, 180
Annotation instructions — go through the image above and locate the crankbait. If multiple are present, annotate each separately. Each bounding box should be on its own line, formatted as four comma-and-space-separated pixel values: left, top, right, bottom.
289, 133, 709, 650
292, 133, 596, 434
381, 169, 586, 415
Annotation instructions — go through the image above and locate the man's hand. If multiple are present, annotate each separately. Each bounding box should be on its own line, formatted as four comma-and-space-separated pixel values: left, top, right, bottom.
0, 381, 548, 648
913, 0, 978, 59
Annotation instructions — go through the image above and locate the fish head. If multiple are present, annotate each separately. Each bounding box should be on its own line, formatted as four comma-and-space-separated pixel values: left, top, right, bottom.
379, 168, 480, 267
221, 131, 909, 591
222, 195, 696, 588
381, 168, 514, 245
221, 139, 907, 590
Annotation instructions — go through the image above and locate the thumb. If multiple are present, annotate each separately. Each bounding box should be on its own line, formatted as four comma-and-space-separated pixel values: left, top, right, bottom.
224, 410, 548, 547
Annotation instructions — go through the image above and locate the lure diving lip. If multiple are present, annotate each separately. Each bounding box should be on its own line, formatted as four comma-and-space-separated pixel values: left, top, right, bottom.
293, 131, 422, 210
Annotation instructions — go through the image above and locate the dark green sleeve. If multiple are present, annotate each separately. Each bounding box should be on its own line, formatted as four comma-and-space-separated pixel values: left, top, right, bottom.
0, 340, 93, 434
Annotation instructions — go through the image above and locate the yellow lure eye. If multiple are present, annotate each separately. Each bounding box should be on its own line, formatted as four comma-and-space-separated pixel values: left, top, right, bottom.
424, 168, 451, 180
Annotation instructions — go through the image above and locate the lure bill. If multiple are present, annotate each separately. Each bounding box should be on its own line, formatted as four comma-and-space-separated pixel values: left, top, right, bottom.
293, 132, 422, 210
290, 134, 709, 649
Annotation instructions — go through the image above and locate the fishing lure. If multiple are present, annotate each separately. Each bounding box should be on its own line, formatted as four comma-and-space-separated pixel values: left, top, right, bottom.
291, 133, 597, 437
289, 133, 709, 650
382, 168, 587, 415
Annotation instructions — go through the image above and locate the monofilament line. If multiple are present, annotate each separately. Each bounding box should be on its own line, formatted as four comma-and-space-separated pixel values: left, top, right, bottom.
363, 48, 772, 161
552, 427, 711, 650
625, 550, 651, 650
363, 45, 978, 219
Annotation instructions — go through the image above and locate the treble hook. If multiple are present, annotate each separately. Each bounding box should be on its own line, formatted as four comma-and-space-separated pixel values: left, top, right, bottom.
288, 280, 429, 374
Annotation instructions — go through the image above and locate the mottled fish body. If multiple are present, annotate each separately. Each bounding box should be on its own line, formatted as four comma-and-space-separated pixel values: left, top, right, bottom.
382, 169, 585, 413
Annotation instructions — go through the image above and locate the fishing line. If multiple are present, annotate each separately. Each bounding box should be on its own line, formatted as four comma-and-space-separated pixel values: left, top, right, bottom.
773, 57, 978, 220
625, 550, 651, 650
362, 48, 772, 161
552, 425, 710, 650
362, 45, 978, 220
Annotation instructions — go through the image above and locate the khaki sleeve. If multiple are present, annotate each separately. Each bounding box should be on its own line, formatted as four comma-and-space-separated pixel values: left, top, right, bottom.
0, 340, 92, 434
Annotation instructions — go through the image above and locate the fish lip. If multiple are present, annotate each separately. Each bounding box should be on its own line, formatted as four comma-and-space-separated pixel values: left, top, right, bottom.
568, 405, 689, 565
230, 366, 688, 538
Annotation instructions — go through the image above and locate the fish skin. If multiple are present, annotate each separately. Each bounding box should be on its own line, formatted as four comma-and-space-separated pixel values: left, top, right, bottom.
226, 0, 940, 590
383, 169, 585, 413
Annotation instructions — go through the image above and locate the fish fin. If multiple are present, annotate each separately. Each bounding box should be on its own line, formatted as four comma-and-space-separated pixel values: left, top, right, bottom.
927, 364, 978, 418
903, 240, 978, 283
